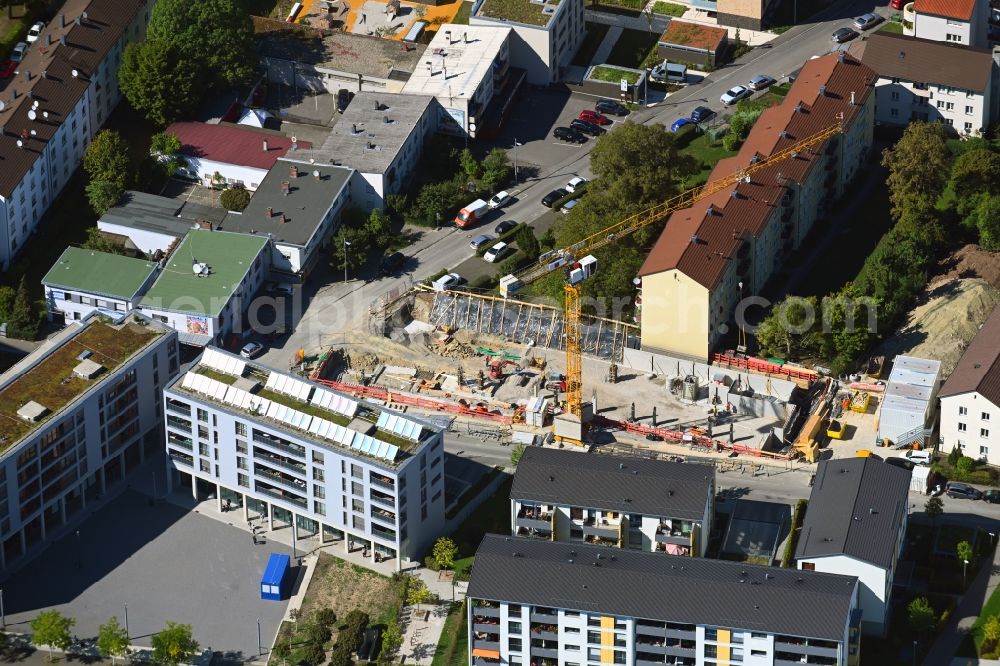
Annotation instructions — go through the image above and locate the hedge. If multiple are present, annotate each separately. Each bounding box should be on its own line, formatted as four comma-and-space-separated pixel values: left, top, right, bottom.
475, 222, 526, 257
781, 499, 808, 568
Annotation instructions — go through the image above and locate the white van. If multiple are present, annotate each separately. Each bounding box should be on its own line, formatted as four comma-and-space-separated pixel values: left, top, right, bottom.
651, 61, 687, 84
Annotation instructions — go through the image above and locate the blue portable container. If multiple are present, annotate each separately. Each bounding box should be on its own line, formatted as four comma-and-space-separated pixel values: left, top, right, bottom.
260, 553, 290, 601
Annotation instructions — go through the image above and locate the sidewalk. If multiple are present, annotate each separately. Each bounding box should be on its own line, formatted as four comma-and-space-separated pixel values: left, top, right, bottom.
922, 545, 1000, 666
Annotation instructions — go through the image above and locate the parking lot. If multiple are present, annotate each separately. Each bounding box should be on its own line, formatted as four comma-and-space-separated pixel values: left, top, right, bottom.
2, 490, 294, 658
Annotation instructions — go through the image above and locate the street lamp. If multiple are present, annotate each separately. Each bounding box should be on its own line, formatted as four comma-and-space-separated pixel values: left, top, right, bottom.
124, 603, 129, 639
912, 639, 917, 666
963, 558, 970, 587
513, 140, 522, 184
257, 618, 263, 656
1, 588, 5, 627
76, 530, 82, 569
342, 239, 352, 283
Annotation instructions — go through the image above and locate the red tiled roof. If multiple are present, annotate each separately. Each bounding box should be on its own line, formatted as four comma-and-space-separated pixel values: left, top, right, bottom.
658, 20, 728, 51
914, 0, 976, 21
939, 305, 1000, 406
164, 122, 312, 171
638, 53, 877, 289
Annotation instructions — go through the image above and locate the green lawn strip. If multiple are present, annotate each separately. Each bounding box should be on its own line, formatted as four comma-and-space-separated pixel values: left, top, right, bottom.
589, 65, 640, 84
431, 601, 469, 666
878, 21, 904, 34
572, 22, 611, 66
650, 1, 685, 16
972, 584, 1000, 652
680, 134, 738, 188
606, 28, 660, 69
453, 1, 473, 24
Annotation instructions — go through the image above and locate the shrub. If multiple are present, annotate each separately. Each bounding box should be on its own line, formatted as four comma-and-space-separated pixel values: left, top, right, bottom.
220, 185, 251, 211
476, 223, 524, 256
781, 499, 808, 568
672, 122, 700, 149
722, 132, 741, 152
956, 456, 976, 476
314, 608, 337, 629
424, 554, 441, 571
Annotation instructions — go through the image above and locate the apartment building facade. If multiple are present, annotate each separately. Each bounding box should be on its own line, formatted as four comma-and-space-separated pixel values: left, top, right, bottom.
467, 535, 862, 666
0, 0, 154, 272
860, 32, 997, 137
510, 448, 714, 556
0, 312, 177, 568
902, 0, 990, 48
470, 0, 584, 84
939, 305, 1000, 464
796, 458, 910, 636
636, 52, 876, 361
162, 348, 446, 568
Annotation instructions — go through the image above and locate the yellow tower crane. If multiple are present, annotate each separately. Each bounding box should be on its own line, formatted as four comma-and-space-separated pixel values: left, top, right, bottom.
541, 123, 845, 445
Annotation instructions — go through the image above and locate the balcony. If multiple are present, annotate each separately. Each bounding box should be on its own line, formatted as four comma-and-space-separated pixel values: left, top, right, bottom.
473, 617, 501, 632
372, 525, 398, 542
529, 610, 558, 623
167, 434, 194, 451
370, 506, 397, 526
255, 467, 308, 493
516, 525, 553, 539
370, 474, 396, 491
581, 518, 620, 539
473, 605, 500, 618
253, 432, 306, 458
168, 450, 194, 467
370, 489, 396, 508
655, 531, 691, 546
471, 640, 501, 653
774, 640, 839, 658
529, 624, 558, 641
583, 534, 618, 547
165, 401, 191, 417
516, 515, 552, 532
167, 416, 192, 432
254, 448, 307, 476
902, 3, 915, 35
256, 483, 309, 509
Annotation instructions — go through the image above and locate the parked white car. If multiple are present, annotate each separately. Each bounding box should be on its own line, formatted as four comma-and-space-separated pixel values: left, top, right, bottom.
899, 449, 932, 465
720, 85, 751, 106
26, 22, 44, 44
566, 176, 588, 193
488, 191, 512, 209
483, 242, 509, 263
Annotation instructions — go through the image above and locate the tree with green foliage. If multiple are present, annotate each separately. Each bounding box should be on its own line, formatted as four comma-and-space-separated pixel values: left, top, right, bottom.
411, 178, 462, 226
511, 443, 525, 466
84, 130, 131, 187
433, 537, 459, 570
119, 40, 203, 127
313, 608, 337, 629
329, 646, 351, 666
481, 148, 512, 192
407, 577, 433, 606
150, 132, 182, 157
459, 148, 481, 181
365, 208, 393, 249
301, 621, 332, 647
515, 225, 541, 263
151, 622, 199, 666
146, 0, 256, 89
819, 284, 876, 374
0, 285, 15, 322
754, 296, 820, 359
220, 185, 251, 212
907, 597, 936, 633
925, 495, 944, 522
379, 620, 402, 665
984, 615, 1000, 650
340, 610, 370, 653
82, 227, 132, 256
331, 226, 372, 277
949, 445, 961, 466
30, 610, 75, 661
97, 617, 130, 665
950, 148, 1000, 211
881, 122, 951, 221
590, 123, 697, 205
296, 641, 326, 666
966, 193, 1000, 250
957, 539, 973, 565
7, 276, 38, 341
957, 456, 976, 476
86, 180, 125, 216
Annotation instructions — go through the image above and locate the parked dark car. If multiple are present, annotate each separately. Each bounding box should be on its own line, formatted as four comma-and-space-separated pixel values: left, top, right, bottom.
542, 188, 569, 207
378, 251, 405, 276
336, 88, 353, 113
885, 457, 915, 471
946, 482, 982, 500
553, 126, 587, 143
831, 27, 860, 43
690, 106, 715, 123
984, 490, 1000, 504
571, 119, 606, 136
494, 220, 517, 235
358, 627, 383, 662
596, 99, 629, 116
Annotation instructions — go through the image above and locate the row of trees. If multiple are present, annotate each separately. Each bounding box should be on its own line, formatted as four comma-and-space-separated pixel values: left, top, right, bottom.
0, 276, 39, 339
119, 0, 256, 127
29, 610, 198, 666
82, 130, 183, 216
330, 208, 395, 277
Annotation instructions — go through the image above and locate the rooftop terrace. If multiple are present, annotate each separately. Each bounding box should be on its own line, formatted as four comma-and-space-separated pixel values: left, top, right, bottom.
0, 315, 166, 453
174, 349, 436, 467
474, 0, 558, 27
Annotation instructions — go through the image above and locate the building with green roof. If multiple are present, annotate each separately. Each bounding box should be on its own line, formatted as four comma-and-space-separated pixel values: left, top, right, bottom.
42, 247, 159, 325
138, 229, 270, 346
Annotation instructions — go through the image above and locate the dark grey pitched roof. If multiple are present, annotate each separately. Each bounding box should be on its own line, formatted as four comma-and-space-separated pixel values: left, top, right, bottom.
795, 458, 910, 569
860, 32, 994, 92
468, 535, 858, 642
939, 304, 1000, 406
510, 447, 713, 520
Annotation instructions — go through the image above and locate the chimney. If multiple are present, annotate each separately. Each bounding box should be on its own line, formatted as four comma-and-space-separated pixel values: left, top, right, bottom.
266, 206, 273, 218
262, 139, 269, 152
850, 91, 856, 105
75, 15, 81, 26
197, 219, 212, 230
46, 34, 51, 47
464, 31, 468, 43
819, 85, 826, 96
59, 12, 65, 28
838, 51, 846, 63
23, 70, 30, 82
279, 213, 286, 224
60, 35, 66, 46
82, 11, 88, 21
445, 29, 452, 43
281, 181, 290, 196
289, 164, 298, 178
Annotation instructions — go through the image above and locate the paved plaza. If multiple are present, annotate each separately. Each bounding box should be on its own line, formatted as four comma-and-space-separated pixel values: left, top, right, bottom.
2, 490, 294, 659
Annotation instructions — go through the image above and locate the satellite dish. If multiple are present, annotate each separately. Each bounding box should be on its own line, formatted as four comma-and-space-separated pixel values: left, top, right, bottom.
32, 100, 38, 109
291, 136, 297, 143
42, 111, 48, 118
29, 129, 36, 136
312, 170, 320, 178
71, 69, 78, 78
0, 100, 7, 112
16, 139, 23, 147
27, 110, 36, 120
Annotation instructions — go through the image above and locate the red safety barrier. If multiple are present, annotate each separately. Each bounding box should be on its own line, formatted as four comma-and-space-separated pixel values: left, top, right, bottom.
711, 353, 818, 382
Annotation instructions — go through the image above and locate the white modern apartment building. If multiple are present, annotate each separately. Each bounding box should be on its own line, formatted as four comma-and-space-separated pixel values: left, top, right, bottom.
0, 312, 177, 568
510, 447, 714, 556
795, 457, 910, 636
0, 0, 154, 272
470, 0, 584, 84
467, 535, 862, 666
939, 305, 1000, 464
859, 32, 997, 137
162, 348, 446, 568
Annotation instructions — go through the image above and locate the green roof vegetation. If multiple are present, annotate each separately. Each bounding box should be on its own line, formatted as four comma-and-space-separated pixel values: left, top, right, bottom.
0, 318, 163, 452
140, 229, 268, 317
476, 0, 554, 27
589, 65, 641, 84
196, 366, 239, 385
42, 247, 158, 300
255, 387, 353, 427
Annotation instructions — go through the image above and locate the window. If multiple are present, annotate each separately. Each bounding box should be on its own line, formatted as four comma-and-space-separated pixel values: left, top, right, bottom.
966, 105, 974, 115
705, 628, 717, 641
197, 409, 208, 422
314, 485, 325, 499
959, 423, 968, 432
587, 649, 601, 661
313, 467, 325, 481
960, 406, 968, 415
946, 33, 962, 42
313, 451, 324, 465
509, 638, 522, 652
314, 501, 326, 516
982, 428, 990, 438
801, 562, 815, 571
981, 446, 989, 457
890, 108, 899, 118
965, 122, 974, 133
890, 91, 900, 101
704, 645, 717, 658
238, 473, 249, 488
236, 422, 247, 437
983, 412, 991, 421
587, 632, 601, 644
565, 645, 580, 652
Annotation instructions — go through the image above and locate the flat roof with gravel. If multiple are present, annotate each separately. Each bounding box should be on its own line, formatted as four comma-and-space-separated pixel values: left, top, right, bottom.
139, 230, 268, 317
259, 31, 426, 80
42, 247, 158, 301
402, 25, 511, 98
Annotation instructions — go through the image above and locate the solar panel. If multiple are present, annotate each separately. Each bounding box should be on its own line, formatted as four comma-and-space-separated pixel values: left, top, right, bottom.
374, 441, 389, 459
383, 445, 399, 462
376, 412, 390, 429
181, 372, 198, 390
375, 411, 422, 441
201, 348, 246, 377
265, 372, 281, 391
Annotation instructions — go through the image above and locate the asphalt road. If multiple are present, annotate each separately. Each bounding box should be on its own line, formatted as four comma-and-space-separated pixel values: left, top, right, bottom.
257, 0, 884, 368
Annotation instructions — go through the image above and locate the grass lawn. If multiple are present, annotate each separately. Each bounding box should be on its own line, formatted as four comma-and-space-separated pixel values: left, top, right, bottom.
453, 0, 473, 24
651, 1, 686, 16
681, 134, 738, 188
878, 21, 904, 34
589, 65, 641, 84
936, 524, 976, 556
606, 28, 660, 69
0, 3, 35, 58
431, 601, 469, 666
572, 22, 611, 67
971, 585, 1000, 654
